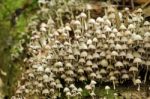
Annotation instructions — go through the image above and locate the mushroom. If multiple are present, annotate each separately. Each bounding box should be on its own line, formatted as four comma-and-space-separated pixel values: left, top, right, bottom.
135, 79, 141, 91
66, 91, 72, 99
105, 85, 110, 95
56, 83, 63, 97
144, 60, 150, 83
129, 66, 138, 84
110, 76, 117, 90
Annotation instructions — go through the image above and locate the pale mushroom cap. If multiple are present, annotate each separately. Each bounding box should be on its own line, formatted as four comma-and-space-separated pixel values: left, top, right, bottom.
90, 80, 97, 85
129, 66, 138, 72
144, 21, 150, 26
135, 79, 141, 84
105, 85, 110, 90
122, 74, 129, 79
80, 12, 87, 18
115, 61, 124, 68
110, 76, 116, 81
100, 59, 108, 67
78, 88, 83, 92
66, 91, 71, 96
37, 66, 44, 72
86, 4, 92, 10
120, 24, 126, 30
80, 51, 88, 57
133, 57, 142, 63
88, 18, 96, 24
42, 89, 49, 94
85, 85, 92, 90
128, 24, 135, 29
64, 87, 70, 92
96, 17, 104, 23
56, 83, 63, 89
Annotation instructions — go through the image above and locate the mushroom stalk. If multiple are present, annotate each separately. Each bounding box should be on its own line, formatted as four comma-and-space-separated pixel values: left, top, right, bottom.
137, 84, 140, 91
113, 81, 116, 90
144, 65, 149, 83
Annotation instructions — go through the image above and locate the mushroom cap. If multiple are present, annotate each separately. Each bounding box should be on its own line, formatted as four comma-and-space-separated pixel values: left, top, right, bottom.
100, 59, 108, 67
115, 61, 124, 68
96, 74, 103, 79
86, 60, 93, 66
128, 24, 135, 29
77, 88, 83, 92
99, 68, 107, 74
88, 18, 96, 24
80, 42, 88, 50
105, 85, 110, 90
56, 83, 63, 89
144, 43, 150, 48
93, 52, 99, 59
120, 24, 126, 30
87, 39, 92, 45
74, 20, 81, 25
80, 51, 88, 57
126, 52, 134, 59
121, 74, 129, 79
144, 21, 150, 26
79, 58, 85, 63
111, 51, 118, 56
146, 61, 150, 66
67, 54, 75, 60
104, 26, 111, 32
16, 89, 22, 94
90, 72, 96, 78
133, 57, 142, 63
50, 81, 56, 87
66, 91, 71, 96
77, 68, 84, 74
135, 79, 141, 84
86, 4, 92, 10
112, 28, 118, 33
42, 89, 49, 94
90, 80, 97, 85
110, 76, 116, 81
144, 32, 150, 37
115, 44, 122, 50
136, 8, 142, 13
37, 66, 44, 72
132, 34, 143, 41
80, 12, 87, 18
69, 84, 75, 89
54, 61, 63, 67
64, 87, 70, 92
129, 66, 138, 72
85, 85, 92, 90
96, 17, 104, 23
108, 13, 115, 19
43, 74, 49, 80
66, 70, 74, 76
79, 76, 86, 81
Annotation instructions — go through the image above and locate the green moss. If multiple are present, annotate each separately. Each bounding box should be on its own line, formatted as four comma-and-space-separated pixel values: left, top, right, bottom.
0, 0, 38, 97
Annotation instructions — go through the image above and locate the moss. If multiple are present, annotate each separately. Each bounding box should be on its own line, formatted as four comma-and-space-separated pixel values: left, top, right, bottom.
0, 0, 38, 97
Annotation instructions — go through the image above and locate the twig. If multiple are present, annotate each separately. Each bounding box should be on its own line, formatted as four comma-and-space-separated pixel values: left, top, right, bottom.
141, 0, 150, 8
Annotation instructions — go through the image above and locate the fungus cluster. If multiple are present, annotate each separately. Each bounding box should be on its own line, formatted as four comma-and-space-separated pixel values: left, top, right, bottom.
12, 0, 150, 98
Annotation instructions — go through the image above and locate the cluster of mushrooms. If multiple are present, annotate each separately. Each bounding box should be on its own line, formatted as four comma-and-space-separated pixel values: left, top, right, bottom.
12, 0, 150, 99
